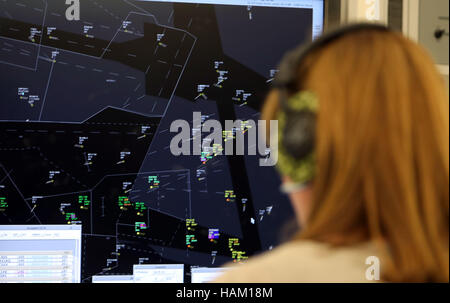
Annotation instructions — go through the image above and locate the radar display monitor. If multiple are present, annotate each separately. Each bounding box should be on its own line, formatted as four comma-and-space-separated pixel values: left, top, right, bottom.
0, 0, 324, 282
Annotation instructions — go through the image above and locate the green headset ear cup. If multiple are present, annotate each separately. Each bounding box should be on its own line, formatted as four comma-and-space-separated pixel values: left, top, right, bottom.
285, 91, 319, 112
276, 91, 318, 184
282, 91, 317, 160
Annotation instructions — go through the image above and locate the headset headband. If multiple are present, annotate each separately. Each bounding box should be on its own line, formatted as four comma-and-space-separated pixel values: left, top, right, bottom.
272, 23, 391, 91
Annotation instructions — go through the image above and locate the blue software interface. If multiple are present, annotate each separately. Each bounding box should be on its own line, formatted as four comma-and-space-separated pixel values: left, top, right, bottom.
0, 0, 323, 282
0, 225, 81, 283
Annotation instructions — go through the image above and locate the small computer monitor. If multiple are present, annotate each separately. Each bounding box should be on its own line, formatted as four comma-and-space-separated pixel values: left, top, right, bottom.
133, 264, 184, 283
92, 275, 134, 283
191, 267, 230, 283
0, 225, 81, 283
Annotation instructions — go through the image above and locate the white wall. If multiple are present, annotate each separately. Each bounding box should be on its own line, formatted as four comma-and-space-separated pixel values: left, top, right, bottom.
402, 0, 449, 87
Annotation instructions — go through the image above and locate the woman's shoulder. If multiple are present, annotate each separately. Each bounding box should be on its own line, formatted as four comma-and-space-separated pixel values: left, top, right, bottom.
213, 240, 379, 283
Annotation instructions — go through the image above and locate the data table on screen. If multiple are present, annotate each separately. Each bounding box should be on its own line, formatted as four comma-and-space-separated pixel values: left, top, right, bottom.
0, 225, 81, 283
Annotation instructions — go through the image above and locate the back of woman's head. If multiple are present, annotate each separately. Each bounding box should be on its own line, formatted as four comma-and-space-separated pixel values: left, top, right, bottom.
264, 28, 449, 282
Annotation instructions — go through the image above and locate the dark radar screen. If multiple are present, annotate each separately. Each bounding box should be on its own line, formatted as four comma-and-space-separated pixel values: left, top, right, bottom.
0, 0, 322, 282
